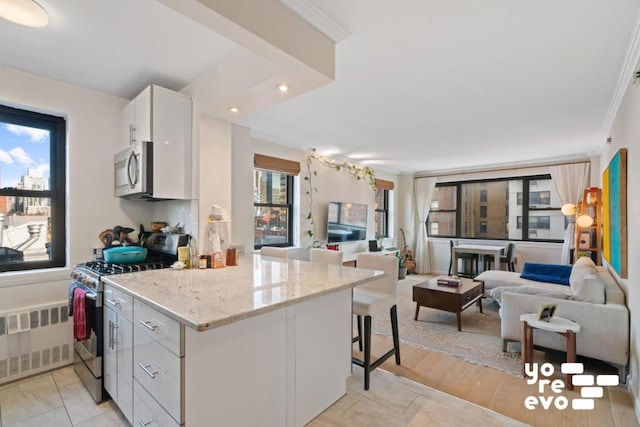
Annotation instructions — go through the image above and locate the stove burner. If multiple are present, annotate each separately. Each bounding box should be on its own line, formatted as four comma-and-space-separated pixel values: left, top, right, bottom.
79, 259, 174, 275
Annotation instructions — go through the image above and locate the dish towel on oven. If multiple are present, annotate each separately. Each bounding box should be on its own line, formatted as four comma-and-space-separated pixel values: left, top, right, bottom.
73, 287, 89, 340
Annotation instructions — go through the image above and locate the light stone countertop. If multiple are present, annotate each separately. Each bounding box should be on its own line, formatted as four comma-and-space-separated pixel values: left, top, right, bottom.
102, 254, 384, 331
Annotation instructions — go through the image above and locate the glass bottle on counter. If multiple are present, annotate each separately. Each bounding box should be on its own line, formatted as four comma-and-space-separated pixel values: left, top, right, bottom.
188, 236, 198, 269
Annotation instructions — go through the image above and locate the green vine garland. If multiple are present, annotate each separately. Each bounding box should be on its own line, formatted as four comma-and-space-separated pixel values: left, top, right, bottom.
304, 152, 376, 247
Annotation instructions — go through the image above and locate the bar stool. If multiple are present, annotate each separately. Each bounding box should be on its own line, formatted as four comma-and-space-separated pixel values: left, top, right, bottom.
309, 248, 343, 265
352, 253, 401, 390
260, 247, 289, 259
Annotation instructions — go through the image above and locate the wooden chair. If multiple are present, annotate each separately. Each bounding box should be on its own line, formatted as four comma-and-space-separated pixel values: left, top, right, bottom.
448, 240, 479, 278
484, 242, 515, 271
309, 248, 344, 265
352, 253, 400, 390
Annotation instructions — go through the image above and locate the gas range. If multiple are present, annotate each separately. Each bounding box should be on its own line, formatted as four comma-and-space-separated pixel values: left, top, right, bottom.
70, 232, 188, 403
72, 232, 188, 285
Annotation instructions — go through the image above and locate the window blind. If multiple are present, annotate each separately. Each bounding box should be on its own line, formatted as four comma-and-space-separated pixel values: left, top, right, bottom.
254, 154, 301, 175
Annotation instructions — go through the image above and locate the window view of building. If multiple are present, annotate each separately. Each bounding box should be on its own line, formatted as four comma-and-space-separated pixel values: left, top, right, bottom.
427, 176, 564, 241
428, 185, 456, 237
0, 105, 65, 272
253, 170, 293, 248
374, 188, 389, 237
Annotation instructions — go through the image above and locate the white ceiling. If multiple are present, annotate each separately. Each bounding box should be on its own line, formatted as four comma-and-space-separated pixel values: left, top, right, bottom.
0, 0, 243, 99
1, 0, 639, 174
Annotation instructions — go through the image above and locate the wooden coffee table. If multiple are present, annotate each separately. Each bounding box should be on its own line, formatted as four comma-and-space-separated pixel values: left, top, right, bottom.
412, 278, 485, 331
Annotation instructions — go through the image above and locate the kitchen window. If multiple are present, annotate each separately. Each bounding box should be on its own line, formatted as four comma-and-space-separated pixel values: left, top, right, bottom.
0, 105, 66, 272
427, 175, 564, 241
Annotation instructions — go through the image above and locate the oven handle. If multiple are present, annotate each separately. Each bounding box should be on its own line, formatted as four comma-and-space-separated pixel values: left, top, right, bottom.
71, 280, 100, 307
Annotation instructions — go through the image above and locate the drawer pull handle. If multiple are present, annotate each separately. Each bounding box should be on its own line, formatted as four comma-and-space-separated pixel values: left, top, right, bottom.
107, 298, 119, 306
138, 320, 157, 331
139, 421, 153, 427
139, 363, 158, 378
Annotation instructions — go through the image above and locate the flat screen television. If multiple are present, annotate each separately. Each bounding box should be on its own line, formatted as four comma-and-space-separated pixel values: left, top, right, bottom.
327, 202, 368, 243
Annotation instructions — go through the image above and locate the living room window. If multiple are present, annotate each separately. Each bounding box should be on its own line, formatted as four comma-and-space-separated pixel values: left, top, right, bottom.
427, 175, 564, 241
374, 179, 394, 238
374, 188, 389, 237
253, 154, 300, 249
0, 104, 66, 272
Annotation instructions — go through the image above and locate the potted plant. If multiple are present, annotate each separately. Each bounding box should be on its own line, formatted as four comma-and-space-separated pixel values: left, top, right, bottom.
396, 251, 407, 280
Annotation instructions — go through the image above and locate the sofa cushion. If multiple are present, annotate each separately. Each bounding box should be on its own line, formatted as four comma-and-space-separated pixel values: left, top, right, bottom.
569, 263, 605, 303
488, 285, 571, 305
520, 262, 572, 285
574, 256, 596, 268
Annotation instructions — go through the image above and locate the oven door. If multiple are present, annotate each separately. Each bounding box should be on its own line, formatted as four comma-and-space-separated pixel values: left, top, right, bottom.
114, 141, 152, 198
71, 280, 105, 402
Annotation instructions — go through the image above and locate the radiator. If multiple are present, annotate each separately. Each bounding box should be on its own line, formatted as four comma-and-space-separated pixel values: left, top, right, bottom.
0, 300, 73, 384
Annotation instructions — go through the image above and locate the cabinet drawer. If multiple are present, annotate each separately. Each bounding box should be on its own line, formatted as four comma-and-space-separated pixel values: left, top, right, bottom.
104, 285, 133, 321
134, 326, 182, 423
462, 285, 483, 303
134, 379, 180, 427
134, 299, 182, 356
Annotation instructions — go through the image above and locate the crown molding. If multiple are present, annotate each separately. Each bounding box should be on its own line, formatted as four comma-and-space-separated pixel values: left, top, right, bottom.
602, 8, 640, 138
278, 0, 350, 43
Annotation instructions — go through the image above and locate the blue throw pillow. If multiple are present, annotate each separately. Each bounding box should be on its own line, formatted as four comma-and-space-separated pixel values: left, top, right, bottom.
520, 262, 572, 286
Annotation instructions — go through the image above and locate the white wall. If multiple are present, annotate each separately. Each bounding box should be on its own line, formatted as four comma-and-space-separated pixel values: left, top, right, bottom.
196, 114, 232, 251
603, 79, 639, 406
231, 124, 253, 253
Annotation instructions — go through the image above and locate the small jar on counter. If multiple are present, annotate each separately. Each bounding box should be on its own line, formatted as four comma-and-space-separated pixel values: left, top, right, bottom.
198, 255, 208, 269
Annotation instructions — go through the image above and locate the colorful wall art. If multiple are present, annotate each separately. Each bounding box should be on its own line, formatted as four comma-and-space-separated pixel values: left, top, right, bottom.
602, 148, 627, 278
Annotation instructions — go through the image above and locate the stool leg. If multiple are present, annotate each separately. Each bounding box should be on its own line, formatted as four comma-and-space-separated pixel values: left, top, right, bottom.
390, 305, 401, 365
364, 315, 372, 390
356, 315, 363, 352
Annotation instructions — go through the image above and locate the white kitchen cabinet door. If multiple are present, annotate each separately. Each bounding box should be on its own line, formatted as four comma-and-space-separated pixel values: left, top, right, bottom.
149, 85, 192, 200
121, 99, 135, 150
134, 85, 152, 144
116, 314, 133, 423
103, 306, 117, 400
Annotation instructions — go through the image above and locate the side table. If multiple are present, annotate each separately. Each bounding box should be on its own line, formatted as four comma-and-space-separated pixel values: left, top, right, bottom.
520, 313, 581, 390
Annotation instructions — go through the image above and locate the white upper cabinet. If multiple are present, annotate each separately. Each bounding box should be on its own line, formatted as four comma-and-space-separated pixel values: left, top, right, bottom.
120, 84, 193, 200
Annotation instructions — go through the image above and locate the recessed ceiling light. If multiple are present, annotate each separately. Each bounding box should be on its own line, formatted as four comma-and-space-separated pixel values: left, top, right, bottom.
228, 106, 239, 113
277, 83, 290, 93
0, 0, 49, 28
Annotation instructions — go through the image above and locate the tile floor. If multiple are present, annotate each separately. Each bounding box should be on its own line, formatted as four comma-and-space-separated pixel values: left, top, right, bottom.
0, 366, 126, 427
0, 365, 525, 426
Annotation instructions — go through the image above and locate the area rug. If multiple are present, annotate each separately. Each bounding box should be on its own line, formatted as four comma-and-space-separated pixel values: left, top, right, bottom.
370, 275, 522, 376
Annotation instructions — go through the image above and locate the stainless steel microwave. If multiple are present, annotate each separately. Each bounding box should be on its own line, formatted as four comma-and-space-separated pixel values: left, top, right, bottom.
114, 141, 153, 199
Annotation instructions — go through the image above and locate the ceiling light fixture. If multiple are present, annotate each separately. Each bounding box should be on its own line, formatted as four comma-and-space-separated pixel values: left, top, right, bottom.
0, 0, 49, 28
277, 83, 290, 93
228, 106, 239, 113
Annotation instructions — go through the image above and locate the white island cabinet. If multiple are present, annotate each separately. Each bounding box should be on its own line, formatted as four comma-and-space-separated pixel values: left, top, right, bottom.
102, 255, 383, 427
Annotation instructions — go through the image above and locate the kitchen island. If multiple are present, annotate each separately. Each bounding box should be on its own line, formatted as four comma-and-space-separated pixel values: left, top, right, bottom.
102, 254, 383, 427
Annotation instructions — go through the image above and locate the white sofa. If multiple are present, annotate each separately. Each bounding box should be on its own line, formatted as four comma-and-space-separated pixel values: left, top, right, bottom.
476, 260, 630, 381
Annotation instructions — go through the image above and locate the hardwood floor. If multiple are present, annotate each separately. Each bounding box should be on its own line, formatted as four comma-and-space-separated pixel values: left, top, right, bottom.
359, 333, 639, 427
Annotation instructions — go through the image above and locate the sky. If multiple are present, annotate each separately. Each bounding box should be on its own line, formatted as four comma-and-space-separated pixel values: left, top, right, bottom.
0, 122, 50, 189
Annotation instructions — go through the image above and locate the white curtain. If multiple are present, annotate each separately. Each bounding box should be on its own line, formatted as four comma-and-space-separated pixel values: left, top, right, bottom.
549, 163, 590, 265
414, 177, 437, 273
